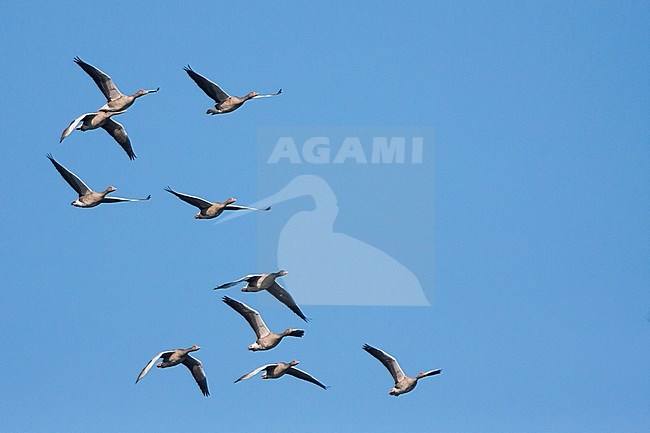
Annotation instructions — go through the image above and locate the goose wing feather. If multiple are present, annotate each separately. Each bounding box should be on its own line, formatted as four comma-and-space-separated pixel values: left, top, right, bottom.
267, 282, 309, 322
46, 154, 92, 195
363, 344, 406, 384
222, 296, 270, 338
183, 65, 229, 103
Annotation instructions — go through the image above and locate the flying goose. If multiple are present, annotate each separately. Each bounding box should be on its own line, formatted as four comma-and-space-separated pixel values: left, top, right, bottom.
183, 65, 281, 115
164, 186, 270, 219
74, 57, 159, 112
363, 343, 441, 397
60, 110, 137, 160
135, 345, 209, 396
235, 360, 328, 390
222, 296, 305, 351
214, 270, 308, 322
47, 154, 150, 208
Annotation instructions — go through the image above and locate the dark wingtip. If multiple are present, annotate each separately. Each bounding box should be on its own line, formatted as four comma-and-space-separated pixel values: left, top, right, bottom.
183, 64, 192, 72
73, 56, 82, 63
145, 195, 152, 200
278, 88, 283, 94
264, 206, 272, 211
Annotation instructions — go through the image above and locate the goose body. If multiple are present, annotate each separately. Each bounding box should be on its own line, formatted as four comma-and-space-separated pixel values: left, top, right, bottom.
183, 65, 281, 115
74, 56, 158, 112
235, 360, 328, 390
363, 344, 441, 396
135, 345, 209, 396
164, 186, 270, 219
47, 154, 150, 208
222, 296, 304, 351
214, 270, 308, 322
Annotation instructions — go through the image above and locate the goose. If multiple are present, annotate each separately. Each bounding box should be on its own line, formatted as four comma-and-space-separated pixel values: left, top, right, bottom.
214, 270, 308, 322
363, 344, 441, 396
183, 65, 281, 115
74, 57, 159, 112
60, 110, 137, 160
47, 154, 150, 208
164, 186, 270, 219
235, 360, 328, 390
222, 296, 304, 351
135, 345, 209, 396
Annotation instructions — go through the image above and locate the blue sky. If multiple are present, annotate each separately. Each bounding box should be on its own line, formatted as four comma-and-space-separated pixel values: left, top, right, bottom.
1, 1, 648, 432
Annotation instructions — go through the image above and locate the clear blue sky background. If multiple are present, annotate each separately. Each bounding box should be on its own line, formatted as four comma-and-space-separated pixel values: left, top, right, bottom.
1, 1, 648, 432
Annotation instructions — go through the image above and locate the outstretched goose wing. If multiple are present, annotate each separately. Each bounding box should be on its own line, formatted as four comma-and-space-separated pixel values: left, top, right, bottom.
222, 296, 270, 339
363, 344, 405, 384
74, 57, 122, 101
213, 274, 262, 290
102, 194, 151, 203
224, 204, 271, 212
252, 89, 283, 98
286, 367, 329, 390
234, 364, 276, 383
267, 282, 309, 322
135, 351, 173, 384
46, 154, 92, 195
164, 186, 213, 210
183, 65, 229, 103
60, 113, 94, 143
101, 118, 136, 160
182, 355, 210, 396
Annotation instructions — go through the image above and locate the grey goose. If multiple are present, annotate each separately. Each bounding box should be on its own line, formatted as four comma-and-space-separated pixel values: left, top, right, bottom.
235, 360, 328, 390
222, 296, 304, 351
74, 57, 159, 112
183, 65, 281, 115
164, 186, 270, 219
59, 110, 137, 160
135, 345, 209, 396
214, 270, 308, 322
363, 343, 441, 397
47, 154, 150, 208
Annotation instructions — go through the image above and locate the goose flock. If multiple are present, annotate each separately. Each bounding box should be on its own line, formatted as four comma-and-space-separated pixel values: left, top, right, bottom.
49, 57, 441, 398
